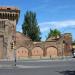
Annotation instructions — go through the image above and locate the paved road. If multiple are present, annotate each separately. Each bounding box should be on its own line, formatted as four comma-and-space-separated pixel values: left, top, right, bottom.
0, 59, 75, 75
0, 66, 75, 75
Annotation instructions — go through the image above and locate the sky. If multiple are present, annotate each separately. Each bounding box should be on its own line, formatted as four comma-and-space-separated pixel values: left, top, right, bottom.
0, 0, 75, 41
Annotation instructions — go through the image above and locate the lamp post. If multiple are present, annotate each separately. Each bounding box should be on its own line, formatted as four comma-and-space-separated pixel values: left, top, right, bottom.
13, 41, 16, 66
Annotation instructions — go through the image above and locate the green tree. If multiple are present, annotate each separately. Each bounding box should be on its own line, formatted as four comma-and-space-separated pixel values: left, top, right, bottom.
47, 29, 61, 39
22, 11, 41, 41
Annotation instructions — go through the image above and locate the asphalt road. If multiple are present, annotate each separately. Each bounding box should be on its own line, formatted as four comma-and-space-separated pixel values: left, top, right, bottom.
0, 59, 75, 75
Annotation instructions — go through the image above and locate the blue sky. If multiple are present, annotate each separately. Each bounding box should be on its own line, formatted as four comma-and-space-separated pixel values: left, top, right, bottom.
0, 0, 75, 41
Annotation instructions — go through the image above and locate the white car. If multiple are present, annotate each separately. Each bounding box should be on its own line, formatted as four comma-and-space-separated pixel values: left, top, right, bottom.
73, 52, 75, 58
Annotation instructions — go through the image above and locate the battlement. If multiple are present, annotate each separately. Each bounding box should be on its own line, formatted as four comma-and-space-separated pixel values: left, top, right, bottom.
0, 6, 20, 23
0, 6, 19, 10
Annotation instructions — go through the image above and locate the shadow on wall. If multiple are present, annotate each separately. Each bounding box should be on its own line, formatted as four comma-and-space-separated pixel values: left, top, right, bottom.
58, 70, 75, 75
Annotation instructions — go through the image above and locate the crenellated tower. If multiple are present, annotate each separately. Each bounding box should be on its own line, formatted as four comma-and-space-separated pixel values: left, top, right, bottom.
0, 7, 20, 60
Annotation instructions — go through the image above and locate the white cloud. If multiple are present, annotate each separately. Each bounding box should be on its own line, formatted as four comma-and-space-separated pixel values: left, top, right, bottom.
40, 27, 50, 32
39, 20, 75, 32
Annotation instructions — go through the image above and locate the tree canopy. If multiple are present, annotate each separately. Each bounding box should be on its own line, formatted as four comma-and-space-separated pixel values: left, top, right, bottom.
22, 11, 41, 41
46, 29, 61, 39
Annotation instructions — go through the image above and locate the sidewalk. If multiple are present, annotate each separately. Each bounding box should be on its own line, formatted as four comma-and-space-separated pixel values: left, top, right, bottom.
17, 57, 75, 62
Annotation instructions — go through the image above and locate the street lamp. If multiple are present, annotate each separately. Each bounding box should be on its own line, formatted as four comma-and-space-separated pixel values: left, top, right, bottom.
13, 41, 16, 66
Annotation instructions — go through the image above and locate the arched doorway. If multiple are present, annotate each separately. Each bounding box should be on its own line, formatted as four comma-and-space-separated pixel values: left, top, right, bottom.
46, 47, 57, 57
16, 47, 28, 59
32, 47, 43, 57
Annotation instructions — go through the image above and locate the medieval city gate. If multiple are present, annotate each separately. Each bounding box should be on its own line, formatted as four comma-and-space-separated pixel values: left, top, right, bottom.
0, 7, 20, 60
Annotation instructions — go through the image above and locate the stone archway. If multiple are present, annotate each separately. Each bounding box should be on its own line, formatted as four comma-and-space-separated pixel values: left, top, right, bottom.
16, 47, 28, 59
46, 47, 57, 57
32, 47, 43, 56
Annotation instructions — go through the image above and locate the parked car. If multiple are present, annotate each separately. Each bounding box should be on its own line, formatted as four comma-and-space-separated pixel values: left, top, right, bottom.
73, 52, 75, 58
